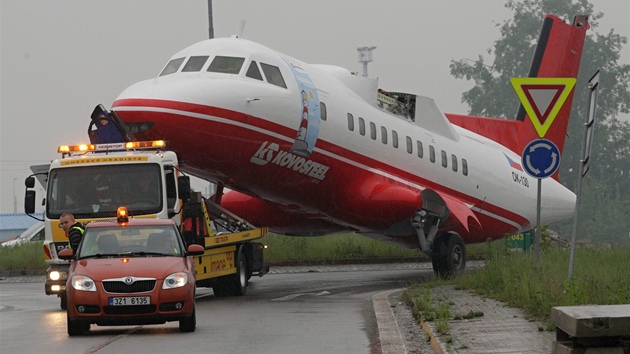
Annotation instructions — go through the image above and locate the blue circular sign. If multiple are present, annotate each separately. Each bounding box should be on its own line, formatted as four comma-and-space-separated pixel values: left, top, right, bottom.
521, 139, 561, 179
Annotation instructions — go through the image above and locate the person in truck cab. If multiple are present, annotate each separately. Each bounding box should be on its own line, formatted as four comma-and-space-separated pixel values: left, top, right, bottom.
59, 213, 85, 251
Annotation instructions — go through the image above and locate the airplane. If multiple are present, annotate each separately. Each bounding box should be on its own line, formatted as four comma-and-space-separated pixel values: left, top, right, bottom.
111, 14, 589, 277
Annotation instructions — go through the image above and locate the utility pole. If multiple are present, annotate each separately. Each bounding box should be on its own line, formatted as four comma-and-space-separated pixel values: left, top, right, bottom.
208, 0, 214, 39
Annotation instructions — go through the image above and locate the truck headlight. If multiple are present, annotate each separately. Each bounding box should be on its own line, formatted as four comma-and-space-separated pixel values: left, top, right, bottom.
70, 275, 97, 292
163, 272, 188, 289
49, 270, 68, 281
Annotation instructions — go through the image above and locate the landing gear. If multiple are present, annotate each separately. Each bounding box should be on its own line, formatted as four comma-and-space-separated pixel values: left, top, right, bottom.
431, 232, 466, 278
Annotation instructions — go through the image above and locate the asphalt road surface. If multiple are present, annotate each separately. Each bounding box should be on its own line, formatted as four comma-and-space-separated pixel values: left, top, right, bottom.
0, 263, 435, 354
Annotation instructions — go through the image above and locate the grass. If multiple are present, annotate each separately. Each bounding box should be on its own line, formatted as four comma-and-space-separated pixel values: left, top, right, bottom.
402, 238, 630, 325
0, 231, 425, 271
0, 242, 47, 272
453, 242, 630, 320
260, 232, 423, 263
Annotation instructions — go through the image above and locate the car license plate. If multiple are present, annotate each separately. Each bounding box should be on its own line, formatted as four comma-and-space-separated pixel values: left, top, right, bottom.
109, 296, 150, 306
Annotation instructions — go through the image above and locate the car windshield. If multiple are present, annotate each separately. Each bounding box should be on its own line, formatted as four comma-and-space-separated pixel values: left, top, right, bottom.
77, 225, 183, 259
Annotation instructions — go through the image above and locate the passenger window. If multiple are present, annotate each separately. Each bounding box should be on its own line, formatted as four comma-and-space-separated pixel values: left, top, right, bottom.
208, 56, 245, 74
359, 117, 366, 136
429, 145, 435, 163
320, 102, 327, 121
246, 61, 263, 80
381, 126, 388, 144
182, 56, 209, 72
406, 136, 412, 154
452, 154, 458, 172
370, 122, 377, 140
159, 57, 185, 76
441, 150, 447, 168
417, 141, 423, 158
462, 159, 468, 176
392, 130, 399, 149
261, 63, 287, 88
347, 113, 354, 131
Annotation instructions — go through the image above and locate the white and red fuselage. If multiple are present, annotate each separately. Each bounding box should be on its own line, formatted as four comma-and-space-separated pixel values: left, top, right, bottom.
113, 15, 588, 250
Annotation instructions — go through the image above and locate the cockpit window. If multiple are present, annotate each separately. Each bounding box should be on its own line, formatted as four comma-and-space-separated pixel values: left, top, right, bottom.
207, 56, 245, 74
182, 56, 209, 72
260, 63, 287, 88
159, 57, 185, 77
246, 61, 263, 81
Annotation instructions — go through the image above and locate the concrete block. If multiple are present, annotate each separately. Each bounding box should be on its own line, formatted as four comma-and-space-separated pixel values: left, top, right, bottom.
551, 305, 630, 338
552, 340, 625, 354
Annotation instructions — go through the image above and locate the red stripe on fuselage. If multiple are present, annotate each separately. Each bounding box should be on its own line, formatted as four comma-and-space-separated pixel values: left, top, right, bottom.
113, 98, 529, 241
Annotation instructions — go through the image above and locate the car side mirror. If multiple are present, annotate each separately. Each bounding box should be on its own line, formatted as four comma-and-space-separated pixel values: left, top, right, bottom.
186, 244, 205, 256
178, 176, 191, 201
58, 248, 74, 260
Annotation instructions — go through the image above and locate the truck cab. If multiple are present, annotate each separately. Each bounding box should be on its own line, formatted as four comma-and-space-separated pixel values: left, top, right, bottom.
25, 140, 186, 309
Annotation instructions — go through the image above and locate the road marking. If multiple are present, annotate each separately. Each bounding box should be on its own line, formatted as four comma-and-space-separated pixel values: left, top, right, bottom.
271, 291, 331, 302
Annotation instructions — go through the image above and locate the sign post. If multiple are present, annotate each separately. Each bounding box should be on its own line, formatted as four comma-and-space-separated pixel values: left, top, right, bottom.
511, 77, 576, 264
568, 71, 599, 279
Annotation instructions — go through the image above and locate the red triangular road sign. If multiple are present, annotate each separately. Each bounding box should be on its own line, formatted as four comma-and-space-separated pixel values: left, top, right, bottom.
511, 78, 576, 137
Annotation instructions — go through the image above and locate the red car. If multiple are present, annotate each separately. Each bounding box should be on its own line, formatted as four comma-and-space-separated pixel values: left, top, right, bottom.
59, 214, 204, 336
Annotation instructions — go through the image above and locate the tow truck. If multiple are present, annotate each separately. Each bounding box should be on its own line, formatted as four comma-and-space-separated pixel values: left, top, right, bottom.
25, 106, 269, 309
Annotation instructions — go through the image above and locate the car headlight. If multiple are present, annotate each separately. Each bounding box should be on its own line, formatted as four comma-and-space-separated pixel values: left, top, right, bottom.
162, 272, 188, 289
70, 275, 97, 292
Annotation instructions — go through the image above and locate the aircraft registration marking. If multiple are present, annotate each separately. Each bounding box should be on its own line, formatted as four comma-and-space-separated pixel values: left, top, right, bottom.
512, 172, 530, 188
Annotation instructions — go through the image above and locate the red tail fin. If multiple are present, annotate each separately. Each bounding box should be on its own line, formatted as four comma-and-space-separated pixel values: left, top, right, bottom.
516, 14, 589, 180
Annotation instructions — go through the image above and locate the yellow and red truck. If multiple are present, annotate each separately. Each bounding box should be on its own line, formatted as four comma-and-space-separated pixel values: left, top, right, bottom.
25, 139, 268, 309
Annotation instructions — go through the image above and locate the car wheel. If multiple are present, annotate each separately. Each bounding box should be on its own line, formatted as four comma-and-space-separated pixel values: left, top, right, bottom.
67, 312, 89, 336
179, 306, 196, 332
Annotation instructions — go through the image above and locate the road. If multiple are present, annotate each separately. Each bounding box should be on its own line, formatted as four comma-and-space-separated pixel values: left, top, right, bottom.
0, 263, 435, 354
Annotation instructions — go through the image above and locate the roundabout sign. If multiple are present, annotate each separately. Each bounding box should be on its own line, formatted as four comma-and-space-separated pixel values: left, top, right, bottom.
522, 138, 561, 179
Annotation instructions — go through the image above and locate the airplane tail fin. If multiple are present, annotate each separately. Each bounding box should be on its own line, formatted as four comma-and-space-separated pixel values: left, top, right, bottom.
515, 15, 589, 180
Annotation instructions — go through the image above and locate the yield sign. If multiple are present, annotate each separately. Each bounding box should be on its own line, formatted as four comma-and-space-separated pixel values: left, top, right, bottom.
511, 77, 576, 138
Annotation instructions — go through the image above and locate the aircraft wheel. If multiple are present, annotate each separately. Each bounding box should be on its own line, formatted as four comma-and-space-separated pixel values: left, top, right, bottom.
432, 232, 466, 279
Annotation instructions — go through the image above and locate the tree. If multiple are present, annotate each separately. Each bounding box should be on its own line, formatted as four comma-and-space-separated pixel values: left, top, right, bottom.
450, 0, 630, 243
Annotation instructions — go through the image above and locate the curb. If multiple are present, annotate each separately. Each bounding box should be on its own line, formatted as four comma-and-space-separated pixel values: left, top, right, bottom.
373, 289, 407, 354
421, 320, 447, 354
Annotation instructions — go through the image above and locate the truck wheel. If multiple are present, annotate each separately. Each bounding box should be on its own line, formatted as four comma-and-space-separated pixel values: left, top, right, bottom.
179, 306, 196, 332
230, 252, 248, 296
213, 283, 227, 297
60, 293, 68, 310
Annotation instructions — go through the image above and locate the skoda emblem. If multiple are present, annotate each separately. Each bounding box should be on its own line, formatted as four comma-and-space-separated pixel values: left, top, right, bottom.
124, 277, 134, 285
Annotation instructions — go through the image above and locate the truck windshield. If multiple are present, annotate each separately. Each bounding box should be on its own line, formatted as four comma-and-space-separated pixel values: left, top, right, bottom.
46, 164, 163, 219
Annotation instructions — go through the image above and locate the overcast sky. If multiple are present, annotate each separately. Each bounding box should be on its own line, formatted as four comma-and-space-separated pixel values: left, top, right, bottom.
1, 0, 628, 214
